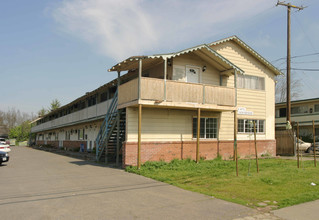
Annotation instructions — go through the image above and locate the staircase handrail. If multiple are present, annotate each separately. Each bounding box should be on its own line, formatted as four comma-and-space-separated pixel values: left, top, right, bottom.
96, 89, 118, 157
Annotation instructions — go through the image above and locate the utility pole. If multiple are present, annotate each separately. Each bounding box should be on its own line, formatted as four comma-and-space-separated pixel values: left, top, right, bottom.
276, 1, 305, 124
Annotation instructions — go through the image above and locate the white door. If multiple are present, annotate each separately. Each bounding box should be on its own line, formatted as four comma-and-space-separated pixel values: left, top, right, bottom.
186, 66, 200, 83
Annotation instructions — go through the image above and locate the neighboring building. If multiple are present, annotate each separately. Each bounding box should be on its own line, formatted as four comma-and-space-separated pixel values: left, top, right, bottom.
0, 125, 9, 139
31, 36, 281, 166
275, 98, 319, 139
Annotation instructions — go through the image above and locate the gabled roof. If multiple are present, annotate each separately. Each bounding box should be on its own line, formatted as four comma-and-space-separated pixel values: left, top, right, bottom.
208, 35, 282, 76
108, 44, 244, 74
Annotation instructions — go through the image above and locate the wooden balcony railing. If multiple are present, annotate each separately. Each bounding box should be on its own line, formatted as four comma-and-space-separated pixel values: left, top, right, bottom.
118, 77, 235, 107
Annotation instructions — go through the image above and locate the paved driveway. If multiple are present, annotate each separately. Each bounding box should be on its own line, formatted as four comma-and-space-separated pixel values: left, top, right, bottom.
0, 146, 259, 220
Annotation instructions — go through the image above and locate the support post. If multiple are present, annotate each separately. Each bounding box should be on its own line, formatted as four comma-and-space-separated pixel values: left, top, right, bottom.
196, 108, 201, 163
164, 58, 167, 101
313, 120, 317, 167
253, 121, 259, 173
297, 122, 300, 168
137, 104, 142, 169
137, 59, 142, 169
234, 110, 238, 176
138, 59, 142, 100
116, 71, 121, 166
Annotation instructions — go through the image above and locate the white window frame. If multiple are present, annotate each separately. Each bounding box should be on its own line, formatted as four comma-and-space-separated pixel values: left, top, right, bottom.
238, 119, 265, 134
193, 117, 218, 139
237, 74, 265, 90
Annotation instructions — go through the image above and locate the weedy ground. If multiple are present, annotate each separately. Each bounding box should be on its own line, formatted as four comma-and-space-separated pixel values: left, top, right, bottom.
126, 158, 319, 209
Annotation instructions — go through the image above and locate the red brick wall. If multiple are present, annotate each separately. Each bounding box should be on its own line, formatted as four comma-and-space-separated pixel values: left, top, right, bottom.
123, 140, 276, 166
36, 140, 45, 146
35, 140, 87, 151
36, 140, 59, 147
63, 141, 87, 151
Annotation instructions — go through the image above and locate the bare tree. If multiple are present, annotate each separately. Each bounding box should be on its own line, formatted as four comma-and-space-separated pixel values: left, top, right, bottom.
275, 72, 302, 103
0, 108, 33, 130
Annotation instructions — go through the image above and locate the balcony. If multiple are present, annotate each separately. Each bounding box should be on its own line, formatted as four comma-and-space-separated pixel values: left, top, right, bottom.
31, 99, 113, 133
118, 77, 235, 111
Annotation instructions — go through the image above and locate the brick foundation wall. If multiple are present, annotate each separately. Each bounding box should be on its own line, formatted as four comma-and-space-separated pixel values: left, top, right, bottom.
62, 141, 87, 151
123, 139, 276, 167
36, 140, 87, 151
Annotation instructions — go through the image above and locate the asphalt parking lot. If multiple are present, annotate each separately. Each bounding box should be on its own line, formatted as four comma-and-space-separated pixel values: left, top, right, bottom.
0, 146, 260, 220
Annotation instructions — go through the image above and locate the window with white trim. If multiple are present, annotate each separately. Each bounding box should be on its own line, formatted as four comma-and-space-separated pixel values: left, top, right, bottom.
193, 117, 218, 139
238, 119, 265, 133
237, 74, 265, 90
291, 106, 308, 115
78, 129, 85, 140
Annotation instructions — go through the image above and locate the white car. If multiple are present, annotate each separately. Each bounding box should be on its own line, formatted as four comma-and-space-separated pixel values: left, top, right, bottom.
0, 143, 11, 153
297, 139, 312, 151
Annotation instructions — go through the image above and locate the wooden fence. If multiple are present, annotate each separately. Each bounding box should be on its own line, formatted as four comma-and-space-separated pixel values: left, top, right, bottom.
275, 129, 295, 156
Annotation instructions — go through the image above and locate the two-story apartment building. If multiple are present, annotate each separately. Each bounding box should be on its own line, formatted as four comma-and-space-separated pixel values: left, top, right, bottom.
31, 36, 281, 167
276, 98, 319, 139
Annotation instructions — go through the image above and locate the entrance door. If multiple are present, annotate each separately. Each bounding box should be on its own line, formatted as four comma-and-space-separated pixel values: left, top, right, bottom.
186, 66, 200, 83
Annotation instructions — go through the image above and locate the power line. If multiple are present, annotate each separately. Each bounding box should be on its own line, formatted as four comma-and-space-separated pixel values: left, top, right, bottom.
280, 68, 319, 72
272, 52, 319, 62
292, 68, 319, 71
292, 60, 319, 64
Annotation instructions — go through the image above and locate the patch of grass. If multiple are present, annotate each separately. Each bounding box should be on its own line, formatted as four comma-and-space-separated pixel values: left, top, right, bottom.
126, 158, 319, 209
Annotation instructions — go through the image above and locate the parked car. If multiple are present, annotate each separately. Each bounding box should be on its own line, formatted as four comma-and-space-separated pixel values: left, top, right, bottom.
296, 139, 312, 151
0, 150, 9, 165
305, 145, 319, 153
0, 143, 11, 152
0, 138, 6, 144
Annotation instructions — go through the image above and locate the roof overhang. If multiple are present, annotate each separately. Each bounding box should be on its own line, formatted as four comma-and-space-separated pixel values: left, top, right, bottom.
108, 44, 244, 74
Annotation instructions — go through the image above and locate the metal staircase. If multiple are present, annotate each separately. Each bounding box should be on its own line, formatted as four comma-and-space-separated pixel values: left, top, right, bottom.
96, 90, 126, 163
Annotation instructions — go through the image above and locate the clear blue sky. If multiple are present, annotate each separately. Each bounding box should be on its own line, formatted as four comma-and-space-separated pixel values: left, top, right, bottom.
1, 0, 318, 115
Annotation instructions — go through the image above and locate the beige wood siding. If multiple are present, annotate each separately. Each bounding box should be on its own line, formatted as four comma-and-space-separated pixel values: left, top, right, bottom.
173, 53, 220, 86
146, 61, 164, 79
126, 107, 220, 142
219, 111, 234, 140
127, 107, 193, 142
211, 41, 276, 140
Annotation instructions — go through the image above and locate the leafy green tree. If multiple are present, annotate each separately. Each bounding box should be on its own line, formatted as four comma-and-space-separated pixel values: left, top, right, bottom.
38, 107, 47, 117
49, 99, 61, 112
9, 121, 31, 142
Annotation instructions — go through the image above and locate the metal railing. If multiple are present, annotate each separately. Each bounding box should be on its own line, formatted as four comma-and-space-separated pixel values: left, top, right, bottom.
96, 90, 118, 160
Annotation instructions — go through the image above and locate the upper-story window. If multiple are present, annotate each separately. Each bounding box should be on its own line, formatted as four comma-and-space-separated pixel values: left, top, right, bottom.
291, 106, 308, 115
314, 104, 319, 113
88, 96, 97, 107
237, 74, 265, 90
